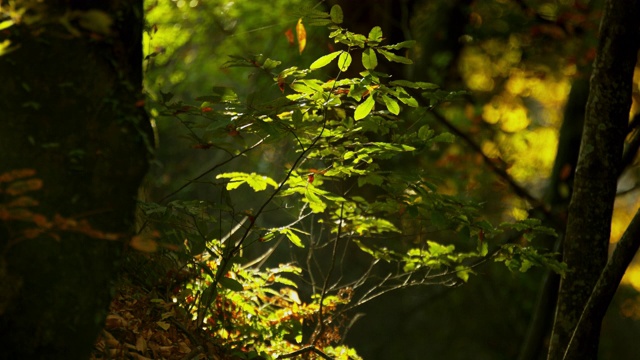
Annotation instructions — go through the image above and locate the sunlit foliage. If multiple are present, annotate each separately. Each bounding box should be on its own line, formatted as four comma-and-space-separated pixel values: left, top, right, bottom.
130, 3, 567, 358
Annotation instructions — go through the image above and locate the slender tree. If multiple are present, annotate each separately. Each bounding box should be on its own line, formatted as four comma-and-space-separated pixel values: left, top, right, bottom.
547, 0, 640, 359
0, 1, 150, 358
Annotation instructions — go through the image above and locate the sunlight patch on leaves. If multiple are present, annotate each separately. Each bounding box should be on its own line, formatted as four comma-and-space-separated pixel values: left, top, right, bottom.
354, 94, 375, 120
216, 172, 278, 191
310, 50, 342, 70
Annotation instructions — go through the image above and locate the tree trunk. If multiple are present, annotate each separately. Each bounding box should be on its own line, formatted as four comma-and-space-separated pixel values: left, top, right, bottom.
518, 74, 588, 360
0, 1, 150, 359
547, 1, 640, 359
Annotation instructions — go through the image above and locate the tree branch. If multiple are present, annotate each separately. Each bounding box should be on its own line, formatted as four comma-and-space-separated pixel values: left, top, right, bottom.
548, 0, 640, 357
563, 207, 640, 359
407, 89, 555, 222
619, 112, 640, 177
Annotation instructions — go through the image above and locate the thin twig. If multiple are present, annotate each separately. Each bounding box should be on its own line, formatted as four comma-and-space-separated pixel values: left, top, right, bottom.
311, 202, 345, 345
279, 345, 334, 360
160, 137, 266, 203
406, 89, 552, 219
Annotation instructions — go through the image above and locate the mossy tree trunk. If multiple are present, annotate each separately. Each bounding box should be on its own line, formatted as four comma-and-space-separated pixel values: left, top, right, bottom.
547, 1, 640, 359
0, 1, 150, 358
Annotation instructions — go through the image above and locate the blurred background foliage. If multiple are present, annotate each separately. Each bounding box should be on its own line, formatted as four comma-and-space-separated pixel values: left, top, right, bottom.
140, 0, 640, 359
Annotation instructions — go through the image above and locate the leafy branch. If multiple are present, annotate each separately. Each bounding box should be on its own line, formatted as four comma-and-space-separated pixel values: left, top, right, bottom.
135, 4, 567, 358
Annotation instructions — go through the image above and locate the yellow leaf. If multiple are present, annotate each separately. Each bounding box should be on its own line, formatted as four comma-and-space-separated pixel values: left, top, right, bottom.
296, 18, 306, 54
156, 321, 170, 331
0, 20, 14, 31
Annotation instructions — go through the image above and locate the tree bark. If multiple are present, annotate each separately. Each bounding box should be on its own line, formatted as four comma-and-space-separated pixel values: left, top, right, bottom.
0, 1, 150, 358
563, 208, 640, 359
547, 1, 640, 359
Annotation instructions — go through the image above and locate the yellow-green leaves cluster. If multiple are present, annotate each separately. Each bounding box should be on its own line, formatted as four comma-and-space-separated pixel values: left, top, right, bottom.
216, 172, 278, 191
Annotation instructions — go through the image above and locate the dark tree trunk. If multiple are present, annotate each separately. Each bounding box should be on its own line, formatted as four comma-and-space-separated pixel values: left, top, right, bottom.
0, 1, 150, 359
518, 75, 588, 360
547, 0, 640, 359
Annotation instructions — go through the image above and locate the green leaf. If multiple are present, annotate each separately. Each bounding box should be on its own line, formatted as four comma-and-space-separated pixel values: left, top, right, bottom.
305, 189, 327, 213
225, 181, 243, 191
392, 87, 419, 107
330, 5, 343, 24
337, 51, 352, 72
262, 58, 281, 70
310, 51, 342, 70
383, 40, 416, 50
362, 48, 378, 70
216, 172, 278, 191
246, 173, 278, 191
281, 228, 304, 248
431, 132, 455, 143
389, 80, 439, 89
300, 79, 324, 92
290, 82, 315, 94
354, 94, 375, 120
274, 275, 298, 287
455, 266, 471, 282
305, 18, 333, 27
427, 241, 455, 255
219, 277, 244, 292
368, 26, 383, 42
382, 95, 400, 115
348, 83, 367, 101
478, 242, 489, 256
376, 49, 413, 64
343, 151, 355, 160
418, 125, 434, 140
520, 259, 534, 272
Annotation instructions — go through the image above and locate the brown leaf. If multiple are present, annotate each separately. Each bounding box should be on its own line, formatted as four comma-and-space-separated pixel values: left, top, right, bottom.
105, 314, 127, 329
158, 345, 174, 357
136, 335, 147, 353
102, 330, 120, 348
178, 341, 191, 354
284, 28, 294, 45
131, 353, 153, 360
156, 321, 170, 331
130, 235, 158, 252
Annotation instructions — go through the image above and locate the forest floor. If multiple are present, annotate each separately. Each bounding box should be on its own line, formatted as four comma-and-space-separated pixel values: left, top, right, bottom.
90, 280, 242, 360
